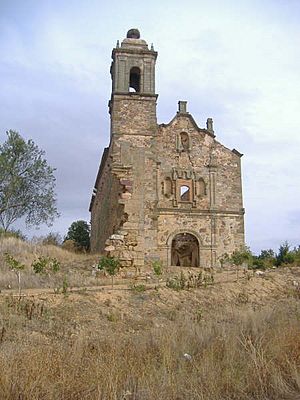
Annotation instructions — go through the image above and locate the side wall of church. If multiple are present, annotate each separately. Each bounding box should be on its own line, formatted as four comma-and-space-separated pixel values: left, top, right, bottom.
90, 150, 124, 252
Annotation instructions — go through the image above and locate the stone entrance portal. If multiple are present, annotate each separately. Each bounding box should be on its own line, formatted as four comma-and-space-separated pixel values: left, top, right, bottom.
171, 233, 199, 267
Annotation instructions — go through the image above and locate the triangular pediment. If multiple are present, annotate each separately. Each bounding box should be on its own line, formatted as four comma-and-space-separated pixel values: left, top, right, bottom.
159, 112, 215, 138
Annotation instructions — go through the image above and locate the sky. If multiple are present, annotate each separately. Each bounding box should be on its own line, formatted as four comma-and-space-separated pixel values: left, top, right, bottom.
0, 0, 299, 253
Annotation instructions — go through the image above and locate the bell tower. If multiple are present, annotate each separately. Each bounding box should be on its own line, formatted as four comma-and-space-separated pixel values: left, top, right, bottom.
109, 29, 158, 137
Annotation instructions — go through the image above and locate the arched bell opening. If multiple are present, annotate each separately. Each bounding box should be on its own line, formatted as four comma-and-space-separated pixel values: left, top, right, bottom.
171, 232, 199, 267
129, 67, 141, 92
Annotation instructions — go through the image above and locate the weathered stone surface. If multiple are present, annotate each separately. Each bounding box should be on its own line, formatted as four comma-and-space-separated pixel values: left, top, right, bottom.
104, 245, 115, 252
120, 192, 132, 200
90, 29, 245, 268
110, 234, 124, 241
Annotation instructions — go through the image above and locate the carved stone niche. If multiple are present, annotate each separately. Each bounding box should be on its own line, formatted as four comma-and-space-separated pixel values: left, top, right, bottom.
171, 233, 199, 267
162, 177, 173, 198
176, 131, 191, 153
196, 178, 206, 198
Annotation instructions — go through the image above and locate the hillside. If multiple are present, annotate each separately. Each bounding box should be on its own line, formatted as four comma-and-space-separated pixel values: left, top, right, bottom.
1, 239, 300, 399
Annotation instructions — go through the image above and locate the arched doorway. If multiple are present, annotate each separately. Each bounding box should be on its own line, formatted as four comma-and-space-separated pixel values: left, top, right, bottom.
171, 232, 199, 267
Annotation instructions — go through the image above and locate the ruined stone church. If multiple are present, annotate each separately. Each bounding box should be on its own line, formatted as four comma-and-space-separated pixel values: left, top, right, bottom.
89, 29, 245, 268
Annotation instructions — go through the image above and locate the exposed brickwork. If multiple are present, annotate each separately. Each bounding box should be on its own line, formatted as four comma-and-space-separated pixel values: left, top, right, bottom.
90, 30, 245, 268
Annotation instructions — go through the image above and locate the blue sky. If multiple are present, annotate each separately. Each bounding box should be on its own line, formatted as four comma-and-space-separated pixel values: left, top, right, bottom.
0, 0, 299, 253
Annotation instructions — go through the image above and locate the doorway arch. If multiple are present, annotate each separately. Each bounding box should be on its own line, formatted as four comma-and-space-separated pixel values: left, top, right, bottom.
167, 231, 200, 267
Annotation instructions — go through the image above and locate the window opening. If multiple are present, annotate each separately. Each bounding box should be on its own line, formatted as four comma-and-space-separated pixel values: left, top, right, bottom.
180, 185, 190, 201
129, 67, 140, 92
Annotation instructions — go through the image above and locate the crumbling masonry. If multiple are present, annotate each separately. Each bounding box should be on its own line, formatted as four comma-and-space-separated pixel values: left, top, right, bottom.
89, 29, 245, 268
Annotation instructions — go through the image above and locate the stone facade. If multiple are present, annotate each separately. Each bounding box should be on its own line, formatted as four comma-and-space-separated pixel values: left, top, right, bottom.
89, 29, 245, 268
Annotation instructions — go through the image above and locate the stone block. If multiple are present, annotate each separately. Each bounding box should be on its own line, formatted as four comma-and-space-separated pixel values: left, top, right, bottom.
110, 234, 124, 241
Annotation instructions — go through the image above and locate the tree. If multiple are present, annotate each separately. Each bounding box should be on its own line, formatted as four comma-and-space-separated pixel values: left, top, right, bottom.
0, 130, 59, 231
229, 246, 253, 280
64, 220, 90, 251
97, 256, 120, 288
253, 248, 276, 269
276, 241, 295, 266
4, 253, 25, 296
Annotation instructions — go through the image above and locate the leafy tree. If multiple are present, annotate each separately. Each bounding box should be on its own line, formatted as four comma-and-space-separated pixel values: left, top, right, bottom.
259, 249, 275, 259
0, 130, 59, 231
230, 247, 253, 267
252, 248, 276, 269
64, 220, 90, 251
276, 241, 295, 266
229, 247, 253, 280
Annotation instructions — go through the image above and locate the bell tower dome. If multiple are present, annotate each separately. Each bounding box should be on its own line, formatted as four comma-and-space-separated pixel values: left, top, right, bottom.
109, 29, 158, 137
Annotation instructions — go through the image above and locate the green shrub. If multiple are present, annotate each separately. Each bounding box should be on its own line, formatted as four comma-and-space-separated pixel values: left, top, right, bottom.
130, 284, 146, 293
166, 275, 184, 291
152, 260, 163, 278
32, 256, 60, 274
167, 270, 214, 291
251, 257, 266, 270
230, 247, 253, 267
276, 242, 295, 266
166, 271, 186, 291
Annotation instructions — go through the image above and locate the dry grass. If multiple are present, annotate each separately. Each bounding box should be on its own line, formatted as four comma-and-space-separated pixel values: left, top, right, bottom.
0, 296, 300, 400
1, 238, 300, 399
0, 236, 82, 264
0, 292, 300, 400
0, 237, 101, 290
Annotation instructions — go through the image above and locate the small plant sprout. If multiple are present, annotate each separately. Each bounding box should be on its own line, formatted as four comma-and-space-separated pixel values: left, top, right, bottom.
152, 260, 163, 285
62, 277, 68, 295
32, 256, 60, 292
97, 256, 120, 288
4, 253, 25, 296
